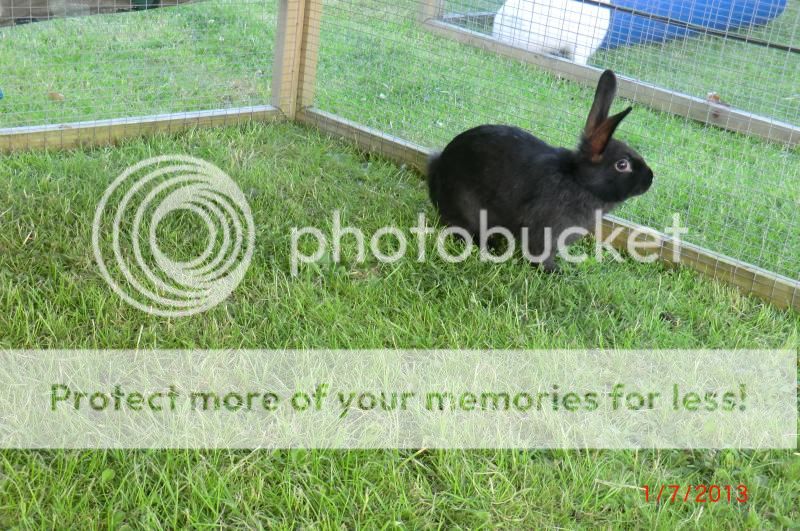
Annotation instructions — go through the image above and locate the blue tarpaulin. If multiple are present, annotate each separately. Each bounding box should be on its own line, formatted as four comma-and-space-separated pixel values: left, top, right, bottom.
600, 0, 787, 49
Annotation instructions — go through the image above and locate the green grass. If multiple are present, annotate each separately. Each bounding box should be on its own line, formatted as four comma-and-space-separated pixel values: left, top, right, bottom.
0, 1, 274, 127
0, 1, 799, 527
0, 0, 798, 277
0, 122, 799, 527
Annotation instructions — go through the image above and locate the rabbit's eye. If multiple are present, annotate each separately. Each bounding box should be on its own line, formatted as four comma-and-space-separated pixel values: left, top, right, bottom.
615, 159, 632, 172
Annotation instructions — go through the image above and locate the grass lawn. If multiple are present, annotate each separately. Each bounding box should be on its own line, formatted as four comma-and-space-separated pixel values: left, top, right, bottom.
1, 0, 796, 279
0, 122, 799, 527
0, 0, 799, 527
0, 0, 275, 127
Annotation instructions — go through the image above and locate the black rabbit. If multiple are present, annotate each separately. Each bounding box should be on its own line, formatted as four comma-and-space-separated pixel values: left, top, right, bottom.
428, 70, 653, 271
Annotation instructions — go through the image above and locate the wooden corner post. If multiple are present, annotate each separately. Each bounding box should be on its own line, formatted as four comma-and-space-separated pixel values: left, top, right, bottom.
271, 0, 323, 119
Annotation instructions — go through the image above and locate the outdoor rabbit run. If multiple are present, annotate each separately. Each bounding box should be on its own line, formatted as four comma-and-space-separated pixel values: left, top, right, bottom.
0, 0, 798, 309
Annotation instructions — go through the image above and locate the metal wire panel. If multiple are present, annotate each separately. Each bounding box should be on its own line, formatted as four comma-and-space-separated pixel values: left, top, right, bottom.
0, 0, 275, 128
0, 0, 797, 281
448, 0, 800, 125
309, 0, 799, 279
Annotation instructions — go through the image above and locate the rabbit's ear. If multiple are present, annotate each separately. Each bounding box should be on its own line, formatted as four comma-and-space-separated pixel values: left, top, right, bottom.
583, 107, 632, 158
584, 70, 618, 134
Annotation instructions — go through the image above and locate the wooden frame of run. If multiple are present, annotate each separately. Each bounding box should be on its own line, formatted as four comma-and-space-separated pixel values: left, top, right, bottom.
0, 0, 797, 311
0, 106, 282, 152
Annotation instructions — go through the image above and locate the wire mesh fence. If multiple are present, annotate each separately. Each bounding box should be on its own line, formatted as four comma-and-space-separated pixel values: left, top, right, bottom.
0, 0, 275, 128
443, 0, 800, 125
310, 0, 799, 280
0, 0, 798, 284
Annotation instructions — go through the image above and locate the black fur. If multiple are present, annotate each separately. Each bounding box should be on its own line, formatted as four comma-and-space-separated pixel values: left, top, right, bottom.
427, 70, 653, 271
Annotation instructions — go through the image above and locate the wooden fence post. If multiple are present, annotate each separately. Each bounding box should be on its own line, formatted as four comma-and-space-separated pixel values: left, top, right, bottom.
271, 0, 323, 118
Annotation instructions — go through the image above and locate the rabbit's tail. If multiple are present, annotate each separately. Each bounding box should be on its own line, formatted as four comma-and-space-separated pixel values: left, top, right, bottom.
426, 152, 442, 206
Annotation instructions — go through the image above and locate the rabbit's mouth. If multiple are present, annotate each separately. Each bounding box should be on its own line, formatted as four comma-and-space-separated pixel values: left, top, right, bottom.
631, 169, 654, 197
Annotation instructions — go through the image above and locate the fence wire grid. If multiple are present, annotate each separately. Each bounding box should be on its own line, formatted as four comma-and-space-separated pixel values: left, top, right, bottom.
0, 0, 275, 128
311, 0, 799, 279
0, 0, 798, 281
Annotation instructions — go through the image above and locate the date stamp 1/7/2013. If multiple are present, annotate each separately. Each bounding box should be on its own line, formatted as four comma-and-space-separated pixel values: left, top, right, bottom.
643, 485, 748, 504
